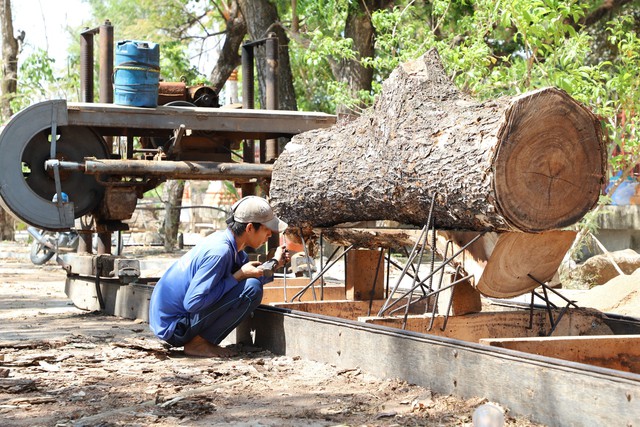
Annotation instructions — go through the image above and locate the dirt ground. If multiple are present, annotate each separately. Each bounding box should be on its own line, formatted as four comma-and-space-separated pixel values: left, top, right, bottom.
0, 248, 542, 427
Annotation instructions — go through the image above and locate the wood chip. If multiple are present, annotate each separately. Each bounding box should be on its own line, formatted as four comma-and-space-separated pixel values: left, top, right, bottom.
0, 378, 37, 393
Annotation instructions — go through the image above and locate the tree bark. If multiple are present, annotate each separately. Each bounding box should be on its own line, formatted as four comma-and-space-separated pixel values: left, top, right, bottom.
0, 0, 17, 239
209, 0, 247, 93
1, 0, 19, 122
162, 179, 184, 251
270, 49, 606, 234
0, 206, 14, 240
237, 0, 297, 111
330, 0, 391, 116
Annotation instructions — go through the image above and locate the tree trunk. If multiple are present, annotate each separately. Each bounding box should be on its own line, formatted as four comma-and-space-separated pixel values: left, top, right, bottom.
237, 0, 297, 111
162, 179, 184, 251
270, 49, 606, 234
1, 0, 19, 122
330, 0, 391, 116
0, 0, 17, 239
209, 0, 247, 93
0, 207, 14, 240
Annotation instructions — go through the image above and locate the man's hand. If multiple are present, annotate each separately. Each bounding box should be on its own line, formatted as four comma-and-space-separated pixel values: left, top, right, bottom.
274, 244, 290, 268
233, 261, 263, 281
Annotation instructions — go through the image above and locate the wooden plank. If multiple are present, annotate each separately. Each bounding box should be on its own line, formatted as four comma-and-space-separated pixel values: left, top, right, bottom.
359, 308, 613, 342
480, 335, 640, 374
266, 277, 312, 288
262, 285, 345, 304
250, 306, 640, 427
345, 249, 385, 301
272, 299, 429, 321
272, 300, 387, 320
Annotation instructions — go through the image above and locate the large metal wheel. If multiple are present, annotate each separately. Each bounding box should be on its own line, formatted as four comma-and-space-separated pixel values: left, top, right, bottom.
0, 101, 109, 230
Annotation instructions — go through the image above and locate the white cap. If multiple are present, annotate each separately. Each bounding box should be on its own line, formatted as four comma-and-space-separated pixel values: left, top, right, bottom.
231, 196, 287, 233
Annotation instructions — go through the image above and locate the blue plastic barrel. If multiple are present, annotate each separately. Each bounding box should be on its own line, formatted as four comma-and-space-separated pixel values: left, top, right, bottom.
114, 40, 160, 107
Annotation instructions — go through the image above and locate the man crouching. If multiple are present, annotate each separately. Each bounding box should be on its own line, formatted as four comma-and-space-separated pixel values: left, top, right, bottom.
149, 196, 288, 357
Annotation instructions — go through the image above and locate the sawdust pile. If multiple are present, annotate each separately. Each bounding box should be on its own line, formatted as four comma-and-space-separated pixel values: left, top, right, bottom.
578, 269, 640, 317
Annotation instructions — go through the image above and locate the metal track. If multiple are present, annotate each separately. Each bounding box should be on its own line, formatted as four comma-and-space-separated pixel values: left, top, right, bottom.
247, 306, 639, 427
64, 274, 640, 427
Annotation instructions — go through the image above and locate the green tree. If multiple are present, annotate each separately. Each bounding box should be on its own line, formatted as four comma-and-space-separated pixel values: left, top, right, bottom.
86, 0, 205, 83
1, 0, 20, 122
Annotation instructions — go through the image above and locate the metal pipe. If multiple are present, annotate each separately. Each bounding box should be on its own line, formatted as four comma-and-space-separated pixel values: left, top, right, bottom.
377, 225, 428, 316
379, 232, 485, 316
45, 159, 273, 180
527, 274, 579, 308
403, 224, 431, 329
428, 238, 453, 331
96, 232, 112, 255
440, 265, 462, 331
241, 44, 255, 197
80, 28, 95, 103
319, 232, 325, 299
367, 248, 385, 316
99, 20, 113, 104
26, 227, 56, 250
290, 245, 354, 302
299, 227, 317, 301
241, 44, 255, 110
265, 33, 279, 163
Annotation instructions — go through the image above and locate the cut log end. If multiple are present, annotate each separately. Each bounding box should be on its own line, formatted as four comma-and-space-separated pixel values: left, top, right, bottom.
476, 230, 577, 298
493, 88, 605, 233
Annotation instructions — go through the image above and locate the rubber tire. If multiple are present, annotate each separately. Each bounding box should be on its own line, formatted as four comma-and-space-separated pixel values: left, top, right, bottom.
30, 231, 56, 265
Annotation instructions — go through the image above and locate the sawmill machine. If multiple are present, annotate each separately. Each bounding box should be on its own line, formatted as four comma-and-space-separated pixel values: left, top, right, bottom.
0, 22, 335, 256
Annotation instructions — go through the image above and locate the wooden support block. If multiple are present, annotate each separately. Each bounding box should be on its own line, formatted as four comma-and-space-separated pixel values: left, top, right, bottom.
345, 249, 385, 301
261, 285, 345, 304
480, 335, 640, 374
360, 308, 612, 343
435, 273, 482, 316
451, 277, 482, 315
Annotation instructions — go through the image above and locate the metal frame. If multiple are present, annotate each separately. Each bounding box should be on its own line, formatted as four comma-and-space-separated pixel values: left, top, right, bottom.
248, 305, 640, 427
526, 273, 580, 336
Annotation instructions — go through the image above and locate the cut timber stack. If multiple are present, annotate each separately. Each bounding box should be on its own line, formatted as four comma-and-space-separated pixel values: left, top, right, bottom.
270, 49, 607, 298
270, 49, 606, 234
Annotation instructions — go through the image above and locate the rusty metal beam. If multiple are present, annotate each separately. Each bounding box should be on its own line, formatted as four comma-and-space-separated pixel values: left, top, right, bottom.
65, 102, 336, 138
46, 159, 273, 180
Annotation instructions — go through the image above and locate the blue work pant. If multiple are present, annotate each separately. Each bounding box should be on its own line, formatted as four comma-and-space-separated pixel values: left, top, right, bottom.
166, 278, 263, 347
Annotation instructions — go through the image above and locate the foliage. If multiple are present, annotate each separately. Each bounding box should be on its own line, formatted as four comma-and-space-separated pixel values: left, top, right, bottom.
285, 0, 351, 112
87, 0, 209, 84
10, 3, 640, 169
11, 48, 56, 112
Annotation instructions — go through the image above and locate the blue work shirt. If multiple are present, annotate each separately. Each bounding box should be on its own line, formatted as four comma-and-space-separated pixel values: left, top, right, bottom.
149, 228, 267, 340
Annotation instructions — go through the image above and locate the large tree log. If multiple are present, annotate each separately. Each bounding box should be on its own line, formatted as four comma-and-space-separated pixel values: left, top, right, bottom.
270, 49, 606, 233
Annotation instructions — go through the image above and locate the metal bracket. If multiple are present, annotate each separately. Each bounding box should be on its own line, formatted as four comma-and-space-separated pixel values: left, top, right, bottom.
527, 273, 579, 336
48, 105, 75, 228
